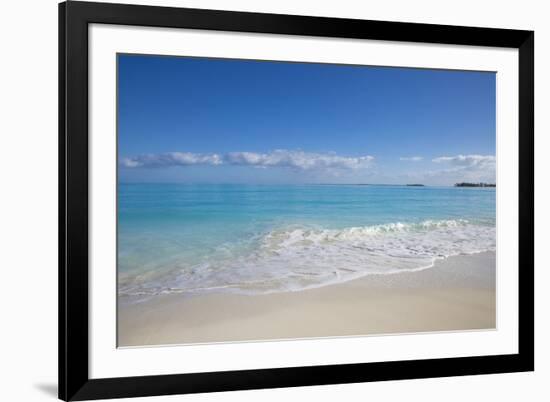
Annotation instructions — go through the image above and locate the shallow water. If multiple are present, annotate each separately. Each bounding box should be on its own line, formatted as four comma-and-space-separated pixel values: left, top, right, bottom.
118, 184, 495, 298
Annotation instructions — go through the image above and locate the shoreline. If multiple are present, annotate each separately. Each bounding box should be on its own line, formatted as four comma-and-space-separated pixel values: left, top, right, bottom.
118, 251, 496, 347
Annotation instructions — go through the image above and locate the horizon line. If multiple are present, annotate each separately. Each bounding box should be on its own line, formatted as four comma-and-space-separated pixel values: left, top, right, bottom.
117, 182, 496, 187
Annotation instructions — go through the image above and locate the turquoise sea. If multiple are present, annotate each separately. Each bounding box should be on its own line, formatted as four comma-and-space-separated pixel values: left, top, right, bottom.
118, 184, 496, 298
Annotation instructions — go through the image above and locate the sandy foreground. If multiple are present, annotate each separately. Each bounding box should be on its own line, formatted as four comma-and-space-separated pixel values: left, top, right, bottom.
118, 251, 496, 347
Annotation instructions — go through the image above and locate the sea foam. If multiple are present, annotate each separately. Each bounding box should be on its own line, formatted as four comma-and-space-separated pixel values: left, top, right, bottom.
118, 219, 495, 298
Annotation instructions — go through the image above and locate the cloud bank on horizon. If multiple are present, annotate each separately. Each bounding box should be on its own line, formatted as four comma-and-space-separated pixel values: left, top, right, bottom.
432, 154, 495, 168
121, 150, 496, 185
424, 154, 496, 184
122, 150, 375, 171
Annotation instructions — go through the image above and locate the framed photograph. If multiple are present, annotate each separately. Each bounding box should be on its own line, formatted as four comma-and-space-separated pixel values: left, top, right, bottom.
59, 1, 534, 400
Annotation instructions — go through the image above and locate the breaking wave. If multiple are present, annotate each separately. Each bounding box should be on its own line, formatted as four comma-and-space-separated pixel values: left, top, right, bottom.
118, 219, 495, 298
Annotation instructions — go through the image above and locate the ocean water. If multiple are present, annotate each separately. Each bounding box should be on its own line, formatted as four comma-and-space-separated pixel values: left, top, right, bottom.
118, 184, 496, 299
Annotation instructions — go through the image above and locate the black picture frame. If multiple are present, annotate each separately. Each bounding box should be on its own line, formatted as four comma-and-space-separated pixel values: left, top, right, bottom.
59, 1, 534, 400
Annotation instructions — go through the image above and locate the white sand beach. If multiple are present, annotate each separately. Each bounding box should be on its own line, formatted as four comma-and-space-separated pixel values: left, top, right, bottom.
118, 251, 495, 347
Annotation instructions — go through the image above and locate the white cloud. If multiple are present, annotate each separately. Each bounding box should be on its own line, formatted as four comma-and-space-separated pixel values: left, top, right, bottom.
432, 154, 495, 168
122, 150, 374, 171
225, 150, 373, 170
399, 156, 423, 162
428, 154, 496, 184
121, 152, 223, 168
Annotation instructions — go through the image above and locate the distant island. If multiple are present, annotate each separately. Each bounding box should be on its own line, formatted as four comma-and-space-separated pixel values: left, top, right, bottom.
455, 182, 496, 188
406, 184, 425, 187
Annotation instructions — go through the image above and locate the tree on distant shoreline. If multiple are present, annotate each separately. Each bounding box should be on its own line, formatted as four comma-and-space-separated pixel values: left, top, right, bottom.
454, 182, 496, 187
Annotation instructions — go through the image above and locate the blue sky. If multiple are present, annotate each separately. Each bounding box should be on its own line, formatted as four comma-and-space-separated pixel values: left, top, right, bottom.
118, 54, 496, 185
